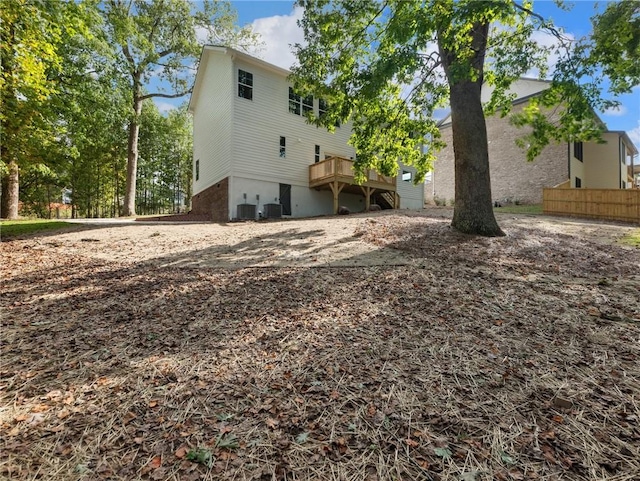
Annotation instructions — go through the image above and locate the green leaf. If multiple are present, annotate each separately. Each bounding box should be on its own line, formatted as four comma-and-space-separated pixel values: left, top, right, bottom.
434, 447, 452, 459
295, 432, 310, 444
500, 451, 516, 466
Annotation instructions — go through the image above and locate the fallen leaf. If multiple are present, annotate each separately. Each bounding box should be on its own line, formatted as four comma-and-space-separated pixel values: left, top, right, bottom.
405, 438, 419, 448
57, 409, 70, 419
175, 446, 188, 459
149, 455, 162, 469
265, 417, 278, 429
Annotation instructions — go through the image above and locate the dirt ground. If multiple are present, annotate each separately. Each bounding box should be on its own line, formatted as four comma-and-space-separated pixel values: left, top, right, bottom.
1, 210, 639, 481
7, 208, 638, 268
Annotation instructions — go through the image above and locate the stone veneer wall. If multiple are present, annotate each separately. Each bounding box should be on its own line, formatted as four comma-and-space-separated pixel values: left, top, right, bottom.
430, 102, 569, 205
191, 177, 229, 222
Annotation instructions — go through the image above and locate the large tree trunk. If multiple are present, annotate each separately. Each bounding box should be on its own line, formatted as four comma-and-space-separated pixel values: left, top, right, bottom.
448, 81, 504, 236
122, 94, 143, 217
1, 161, 20, 219
438, 22, 504, 237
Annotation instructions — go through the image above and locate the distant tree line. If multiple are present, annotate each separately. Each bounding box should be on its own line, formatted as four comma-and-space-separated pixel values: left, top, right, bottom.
1, 0, 254, 219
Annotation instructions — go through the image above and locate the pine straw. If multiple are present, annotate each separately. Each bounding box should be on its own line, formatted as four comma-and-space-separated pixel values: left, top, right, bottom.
1, 213, 639, 480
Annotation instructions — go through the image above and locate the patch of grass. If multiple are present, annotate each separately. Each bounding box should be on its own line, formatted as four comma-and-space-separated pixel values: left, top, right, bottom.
494, 204, 542, 215
619, 229, 640, 247
0, 219, 78, 239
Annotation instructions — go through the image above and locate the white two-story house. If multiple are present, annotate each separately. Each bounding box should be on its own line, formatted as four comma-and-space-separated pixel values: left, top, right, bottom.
188, 46, 424, 221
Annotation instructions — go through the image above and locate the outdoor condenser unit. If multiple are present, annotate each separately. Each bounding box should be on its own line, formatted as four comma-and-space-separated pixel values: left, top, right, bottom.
237, 203, 257, 220
263, 203, 282, 219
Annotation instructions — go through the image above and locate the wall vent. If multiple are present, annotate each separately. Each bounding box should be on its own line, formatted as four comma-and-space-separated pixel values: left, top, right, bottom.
237, 203, 256, 220
263, 203, 282, 219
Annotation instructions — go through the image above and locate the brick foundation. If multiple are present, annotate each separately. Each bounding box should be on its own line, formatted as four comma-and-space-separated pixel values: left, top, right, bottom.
191, 177, 229, 222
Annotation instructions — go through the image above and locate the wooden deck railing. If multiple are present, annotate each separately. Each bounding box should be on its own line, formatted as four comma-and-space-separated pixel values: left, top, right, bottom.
309, 156, 396, 190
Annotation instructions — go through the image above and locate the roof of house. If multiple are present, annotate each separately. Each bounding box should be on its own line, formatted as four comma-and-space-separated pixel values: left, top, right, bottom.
188, 46, 291, 112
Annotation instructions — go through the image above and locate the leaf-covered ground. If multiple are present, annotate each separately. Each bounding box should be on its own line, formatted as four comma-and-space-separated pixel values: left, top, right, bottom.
1, 212, 639, 480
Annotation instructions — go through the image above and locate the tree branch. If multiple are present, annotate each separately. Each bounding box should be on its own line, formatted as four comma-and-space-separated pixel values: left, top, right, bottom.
139, 90, 191, 101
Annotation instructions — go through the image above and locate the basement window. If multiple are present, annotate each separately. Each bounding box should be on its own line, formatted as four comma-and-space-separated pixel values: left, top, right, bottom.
280, 136, 286, 158
238, 69, 253, 100
195, 159, 200, 181
402, 170, 413, 182
315, 145, 320, 163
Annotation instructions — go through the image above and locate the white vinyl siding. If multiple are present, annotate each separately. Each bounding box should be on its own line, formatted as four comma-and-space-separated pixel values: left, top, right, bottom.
231, 57, 355, 187
192, 52, 233, 194
396, 163, 424, 209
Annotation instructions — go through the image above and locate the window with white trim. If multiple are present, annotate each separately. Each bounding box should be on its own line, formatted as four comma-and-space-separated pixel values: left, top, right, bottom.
402, 170, 413, 182
288, 87, 313, 116
315, 145, 320, 163
238, 69, 253, 100
288, 87, 300, 115
279, 136, 286, 158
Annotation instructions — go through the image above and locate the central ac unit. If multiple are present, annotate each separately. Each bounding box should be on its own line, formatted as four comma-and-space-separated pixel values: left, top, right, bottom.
263, 203, 282, 219
237, 203, 256, 220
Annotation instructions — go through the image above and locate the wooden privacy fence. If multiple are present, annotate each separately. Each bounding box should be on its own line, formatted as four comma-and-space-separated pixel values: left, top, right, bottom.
543, 188, 640, 223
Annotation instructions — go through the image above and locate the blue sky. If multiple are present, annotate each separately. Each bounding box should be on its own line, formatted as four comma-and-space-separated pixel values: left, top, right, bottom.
163, 1, 639, 149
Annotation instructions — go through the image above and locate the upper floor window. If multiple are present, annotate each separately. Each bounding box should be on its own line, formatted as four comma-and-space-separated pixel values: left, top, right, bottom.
289, 88, 300, 115
302, 94, 313, 115
319, 98, 328, 118
315, 145, 320, 163
402, 170, 413, 182
288, 88, 313, 116
573, 141, 583, 162
195, 159, 200, 181
238, 69, 253, 100
279, 136, 286, 158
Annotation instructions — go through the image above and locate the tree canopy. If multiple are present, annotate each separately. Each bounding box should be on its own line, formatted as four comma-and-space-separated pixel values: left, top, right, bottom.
101, 0, 257, 216
291, 0, 614, 235
589, 0, 640, 95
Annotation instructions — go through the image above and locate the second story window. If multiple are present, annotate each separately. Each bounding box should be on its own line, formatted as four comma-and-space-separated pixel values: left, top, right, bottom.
289, 88, 300, 115
195, 159, 200, 181
574, 141, 583, 162
280, 136, 286, 158
302, 94, 313, 115
319, 98, 327, 118
315, 145, 320, 163
238, 69, 253, 100
402, 170, 413, 182
289, 87, 313, 116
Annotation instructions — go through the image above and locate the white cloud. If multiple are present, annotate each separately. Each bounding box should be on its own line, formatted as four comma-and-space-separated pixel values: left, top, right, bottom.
603, 105, 628, 117
249, 7, 305, 70
525, 29, 576, 79
154, 100, 178, 114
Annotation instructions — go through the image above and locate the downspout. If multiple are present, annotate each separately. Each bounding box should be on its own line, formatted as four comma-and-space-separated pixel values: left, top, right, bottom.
619, 136, 623, 188
567, 141, 571, 186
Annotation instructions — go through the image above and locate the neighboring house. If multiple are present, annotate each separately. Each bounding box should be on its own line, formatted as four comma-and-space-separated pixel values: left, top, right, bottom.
428, 78, 638, 205
188, 46, 424, 221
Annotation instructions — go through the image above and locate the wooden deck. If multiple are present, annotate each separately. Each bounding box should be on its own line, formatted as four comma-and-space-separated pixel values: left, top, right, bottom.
309, 156, 398, 213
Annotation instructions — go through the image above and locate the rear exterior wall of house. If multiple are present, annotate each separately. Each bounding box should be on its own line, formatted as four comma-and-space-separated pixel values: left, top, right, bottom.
430, 102, 568, 205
